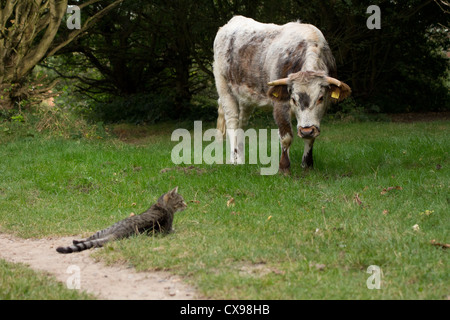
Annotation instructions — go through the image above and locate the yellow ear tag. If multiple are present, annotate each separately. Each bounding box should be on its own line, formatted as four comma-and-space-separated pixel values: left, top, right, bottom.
272, 92, 279, 98
331, 89, 340, 100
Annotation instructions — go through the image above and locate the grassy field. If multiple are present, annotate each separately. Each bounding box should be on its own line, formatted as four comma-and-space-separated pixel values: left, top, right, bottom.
0, 259, 93, 299
0, 115, 448, 299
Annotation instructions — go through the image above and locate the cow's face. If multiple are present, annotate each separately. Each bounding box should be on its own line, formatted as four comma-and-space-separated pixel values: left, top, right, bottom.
268, 71, 351, 139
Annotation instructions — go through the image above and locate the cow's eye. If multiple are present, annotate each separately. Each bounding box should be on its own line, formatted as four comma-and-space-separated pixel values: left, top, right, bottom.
291, 97, 296, 104
317, 96, 324, 104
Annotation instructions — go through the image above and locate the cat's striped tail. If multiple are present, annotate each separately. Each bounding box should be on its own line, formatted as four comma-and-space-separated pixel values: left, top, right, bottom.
56, 237, 111, 254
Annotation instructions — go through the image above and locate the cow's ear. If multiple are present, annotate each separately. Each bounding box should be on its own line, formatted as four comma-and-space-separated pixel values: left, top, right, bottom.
329, 82, 351, 103
268, 85, 290, 102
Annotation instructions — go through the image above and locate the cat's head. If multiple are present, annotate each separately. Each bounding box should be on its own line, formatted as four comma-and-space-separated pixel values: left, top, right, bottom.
159, 186, 187, 212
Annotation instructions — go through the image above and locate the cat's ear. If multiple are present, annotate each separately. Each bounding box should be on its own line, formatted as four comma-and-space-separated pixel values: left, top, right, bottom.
163, 187, 179, 203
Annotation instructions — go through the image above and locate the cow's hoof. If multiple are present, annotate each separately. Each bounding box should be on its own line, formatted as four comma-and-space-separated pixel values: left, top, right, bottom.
278, 167, 291, 175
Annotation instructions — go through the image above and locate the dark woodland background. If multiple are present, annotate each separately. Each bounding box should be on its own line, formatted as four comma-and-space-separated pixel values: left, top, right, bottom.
1, 0, 449, 123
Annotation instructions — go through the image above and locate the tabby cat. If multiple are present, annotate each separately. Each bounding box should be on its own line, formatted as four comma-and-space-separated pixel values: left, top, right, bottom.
56, 187, 187, 254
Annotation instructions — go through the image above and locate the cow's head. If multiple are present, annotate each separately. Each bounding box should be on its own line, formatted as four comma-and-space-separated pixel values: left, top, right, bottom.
268, 71, 351, 139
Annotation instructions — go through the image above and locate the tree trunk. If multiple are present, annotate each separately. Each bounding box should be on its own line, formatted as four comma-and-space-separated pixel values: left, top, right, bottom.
0, 0, 123, 110
171, 4, 192, 115
174, 68, 191, 114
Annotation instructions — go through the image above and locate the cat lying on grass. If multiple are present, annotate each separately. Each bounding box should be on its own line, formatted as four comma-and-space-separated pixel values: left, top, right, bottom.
56, 187, 187, 254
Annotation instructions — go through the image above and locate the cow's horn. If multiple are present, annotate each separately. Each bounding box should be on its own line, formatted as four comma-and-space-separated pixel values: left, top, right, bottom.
325, 76, 342, 87
268, 78, 289, 86
326, 76, 351, 92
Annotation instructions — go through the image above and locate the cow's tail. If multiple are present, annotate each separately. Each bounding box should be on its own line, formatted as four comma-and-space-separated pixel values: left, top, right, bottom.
216, 99, 226, 139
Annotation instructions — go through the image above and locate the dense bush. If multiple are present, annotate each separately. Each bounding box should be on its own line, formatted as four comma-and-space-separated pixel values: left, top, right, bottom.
88, 92, 176, 124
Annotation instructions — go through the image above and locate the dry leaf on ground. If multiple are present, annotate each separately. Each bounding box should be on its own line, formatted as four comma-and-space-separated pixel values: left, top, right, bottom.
227, 197, 235, 207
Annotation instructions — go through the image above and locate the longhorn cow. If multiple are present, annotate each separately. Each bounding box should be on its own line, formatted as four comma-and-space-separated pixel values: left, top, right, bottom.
213, 16, 351, 172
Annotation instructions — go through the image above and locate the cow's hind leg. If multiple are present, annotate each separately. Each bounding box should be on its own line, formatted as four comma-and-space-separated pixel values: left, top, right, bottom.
214, 72, 242, 164
220, 93, 242, 164
273, 103, 293, 174
216, 99, 226, 139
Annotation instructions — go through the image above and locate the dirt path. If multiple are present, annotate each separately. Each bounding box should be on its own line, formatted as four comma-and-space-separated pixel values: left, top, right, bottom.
0, 233, 198, 300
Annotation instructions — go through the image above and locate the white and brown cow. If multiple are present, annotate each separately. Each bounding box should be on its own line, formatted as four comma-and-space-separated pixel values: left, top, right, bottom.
213, 16, 351, 172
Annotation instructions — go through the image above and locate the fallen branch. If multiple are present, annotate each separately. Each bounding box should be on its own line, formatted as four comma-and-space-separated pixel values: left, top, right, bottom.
431, 240, 450, 249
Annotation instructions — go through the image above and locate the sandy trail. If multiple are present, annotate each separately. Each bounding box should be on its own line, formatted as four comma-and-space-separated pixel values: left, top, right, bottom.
0, 233, 198, 300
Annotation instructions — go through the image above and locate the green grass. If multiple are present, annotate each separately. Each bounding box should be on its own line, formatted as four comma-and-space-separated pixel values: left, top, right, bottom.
0, 259, 93, 299
0, 118, 448, 299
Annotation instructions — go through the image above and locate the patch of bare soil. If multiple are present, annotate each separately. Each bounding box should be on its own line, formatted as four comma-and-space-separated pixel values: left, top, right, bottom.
0, 233, 198, 300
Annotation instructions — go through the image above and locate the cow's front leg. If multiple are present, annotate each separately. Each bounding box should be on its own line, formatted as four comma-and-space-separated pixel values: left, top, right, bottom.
273, 103, 293, 174
302, 138, 315, 168
226, 127, 245, 164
